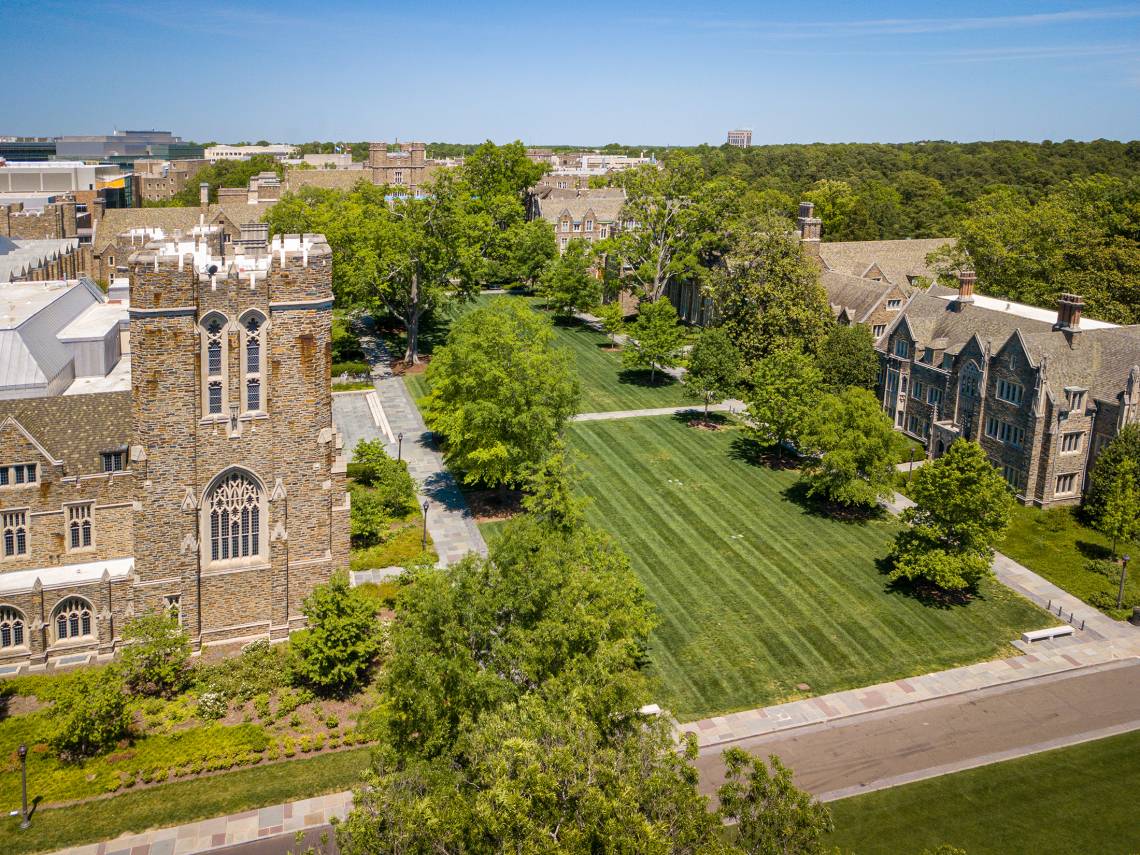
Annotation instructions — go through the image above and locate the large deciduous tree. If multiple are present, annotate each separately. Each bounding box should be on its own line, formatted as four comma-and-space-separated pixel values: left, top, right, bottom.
1083, 424, 1140, 524
709, 212, 832, 365
424, 298, 579, 488
799, 388, 903, 509
538, 237, 601, 317
888, 439, 1013, 592
1091, 458, 1140, 558
290, 573, 383, 696
622, 297, 685, 384
747, 348, 823, 460
818, 323, 881, 391
684, 327, 741, 418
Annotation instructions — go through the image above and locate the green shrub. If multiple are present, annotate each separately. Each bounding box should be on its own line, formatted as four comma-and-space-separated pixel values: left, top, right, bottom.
332, 360, 372, 377
349, 484, 394, 548
47, 668, 130, 759
283, 737, 296, 758
196, 639, 288, 702
289, 712, 302, 729
119, 611, 192, 698
350, 439, 417, 516
253, 692, 272, 721
197, 690, 227, 721
325, 714, 340, 729
299, 736, 313, 753
290, 574, 384, 696
332, 317, 365, 362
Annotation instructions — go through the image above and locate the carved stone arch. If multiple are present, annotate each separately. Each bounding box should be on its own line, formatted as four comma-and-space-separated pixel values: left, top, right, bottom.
199, 467, 268, 567
238, 308, 268, 413
199, 310, 230, 418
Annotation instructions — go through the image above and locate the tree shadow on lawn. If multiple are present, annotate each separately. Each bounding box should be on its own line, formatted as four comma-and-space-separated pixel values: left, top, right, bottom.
728, 434, 800, 471
617, 369, 679, 389
1076, 540, 1113, 561
875, 554, 979, 610
780, 480, 886, 526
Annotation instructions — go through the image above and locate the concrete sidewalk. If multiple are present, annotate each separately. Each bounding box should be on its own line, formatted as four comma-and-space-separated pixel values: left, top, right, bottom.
58, 791, 353, 855
572, 400, 745, 422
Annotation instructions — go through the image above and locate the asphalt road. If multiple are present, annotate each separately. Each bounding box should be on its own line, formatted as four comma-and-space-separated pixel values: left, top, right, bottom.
693, 658, 1140, 801
210, 659, 1140, 854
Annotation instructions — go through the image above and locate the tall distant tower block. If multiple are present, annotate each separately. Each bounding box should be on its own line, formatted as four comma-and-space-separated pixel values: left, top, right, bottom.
727, 129, 752, 148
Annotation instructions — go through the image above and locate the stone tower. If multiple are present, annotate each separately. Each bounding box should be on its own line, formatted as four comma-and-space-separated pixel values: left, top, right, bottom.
126, 227, 349, 648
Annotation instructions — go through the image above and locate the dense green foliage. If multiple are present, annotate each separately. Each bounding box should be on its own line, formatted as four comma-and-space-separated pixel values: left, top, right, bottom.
424, 298, 579, 487
684, 327, 741, 417
289, 574, 384, 696
889, 440, 1014, 592
537, 237, 600, 316
800, 388, 904, 509
622, 297, 685, 383
46, 669, 130, 759
747, 348, 823, 458
708, 212, 832, 365
119, 611, 192, 698
168, 155, 283, 205
350, 439, 417, 514
596, 300, 625, 345
818, 323, 880, 391
1083, 424, 1140, 526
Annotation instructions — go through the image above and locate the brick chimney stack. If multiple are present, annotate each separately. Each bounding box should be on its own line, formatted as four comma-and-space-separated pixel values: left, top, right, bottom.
1056, 293, 1084, 332
956, 269, 976, 304
796, 201, 821, 258
199, 181, 209, 210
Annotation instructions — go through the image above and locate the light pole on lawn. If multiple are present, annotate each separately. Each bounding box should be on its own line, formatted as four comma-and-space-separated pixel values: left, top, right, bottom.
421, 500, 430, 550
1117, 554, 1131, 610
397, 432, 403, 462
908, 445, 916, 481
18, 743, 30, 829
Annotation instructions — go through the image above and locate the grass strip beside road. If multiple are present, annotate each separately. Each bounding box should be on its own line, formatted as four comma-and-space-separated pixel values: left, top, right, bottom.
0, 747, 371, 855
827, 728, 1140, 854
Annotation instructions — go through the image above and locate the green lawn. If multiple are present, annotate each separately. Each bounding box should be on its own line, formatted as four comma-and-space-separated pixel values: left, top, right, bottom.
0, 747, 371, 855
827, 729, 1140, 854
1000, 504, 1139, 620
567, 416, 1049, 721
405, 294, 693, 414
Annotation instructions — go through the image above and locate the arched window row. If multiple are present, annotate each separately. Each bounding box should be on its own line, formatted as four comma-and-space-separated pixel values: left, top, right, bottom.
199, 312, 268, 418
52, 597, 93, 642
0, 605, 25, 648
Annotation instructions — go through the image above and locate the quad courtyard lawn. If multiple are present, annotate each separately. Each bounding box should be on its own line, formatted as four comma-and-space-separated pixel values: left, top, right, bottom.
826, 728, 1140, 854
404, 294, 691, 414
566, 416, 1050, 721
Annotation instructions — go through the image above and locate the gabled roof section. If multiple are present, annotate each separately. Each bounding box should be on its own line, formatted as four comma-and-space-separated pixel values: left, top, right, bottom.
818, 238, 954, 287
1, 391, 131, 474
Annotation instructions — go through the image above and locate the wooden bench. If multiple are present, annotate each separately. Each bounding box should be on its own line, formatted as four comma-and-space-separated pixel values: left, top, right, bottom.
1021, 625, 1075, 643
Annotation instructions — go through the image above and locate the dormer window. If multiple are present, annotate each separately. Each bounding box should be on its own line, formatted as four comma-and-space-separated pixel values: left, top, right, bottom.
0, 464, 36, 487
101, 451, 125, 472
886, 299, 902, 310
893, 339, 909, 359
1066, 388, 1086, 412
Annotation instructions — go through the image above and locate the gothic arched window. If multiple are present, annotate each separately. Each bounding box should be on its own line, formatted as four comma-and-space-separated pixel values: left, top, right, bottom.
0, 606, 25, 648
52, 597, 93, 642
240, 311, 266, 413
206, 471, 263, 563
200, 314, 228, 417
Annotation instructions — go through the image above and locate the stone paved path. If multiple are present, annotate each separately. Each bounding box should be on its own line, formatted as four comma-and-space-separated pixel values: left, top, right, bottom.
58, 791, 353, 855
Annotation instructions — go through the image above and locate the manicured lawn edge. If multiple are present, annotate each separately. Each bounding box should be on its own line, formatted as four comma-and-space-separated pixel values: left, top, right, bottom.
826, 728, 1140, 854
0, 746, 373, 855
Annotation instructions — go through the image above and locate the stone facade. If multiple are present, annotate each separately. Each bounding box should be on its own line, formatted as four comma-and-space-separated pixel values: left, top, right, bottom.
0, 231, 349, 668
136, 159, 209, 203
880, 279, 1140, 507
366, 142, 436, 194
0, 201, 79, 240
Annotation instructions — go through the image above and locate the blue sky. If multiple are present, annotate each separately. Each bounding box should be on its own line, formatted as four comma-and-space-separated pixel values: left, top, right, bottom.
3, 0, 1138, 145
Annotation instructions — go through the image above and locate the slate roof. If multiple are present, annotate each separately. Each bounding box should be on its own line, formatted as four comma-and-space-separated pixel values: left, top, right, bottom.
885, 290, 1140, 404
2, 390, 130, 474
821, 270, 894, 325
93, 203, 275, 255
0, 237, 80, 283
819, 238, 954, 287
535, 191, 625, 224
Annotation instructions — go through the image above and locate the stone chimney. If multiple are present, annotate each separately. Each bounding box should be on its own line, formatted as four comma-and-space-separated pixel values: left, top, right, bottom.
956, 269, 976, 304
199, 181, 209, 209
1056, 293, 1084, 332
796, 201, 821, 258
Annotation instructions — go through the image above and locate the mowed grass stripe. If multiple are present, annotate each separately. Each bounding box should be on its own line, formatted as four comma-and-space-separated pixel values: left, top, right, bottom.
567, 416, 1049, 720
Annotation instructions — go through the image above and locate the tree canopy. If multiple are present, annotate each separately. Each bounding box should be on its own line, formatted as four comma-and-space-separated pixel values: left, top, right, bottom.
747, 348, 823, 459
622, 297, 685, 384
423, 297, 579, 488
684, 327, 741, 417
538, 238, 601, 317
818, 323, 880, 392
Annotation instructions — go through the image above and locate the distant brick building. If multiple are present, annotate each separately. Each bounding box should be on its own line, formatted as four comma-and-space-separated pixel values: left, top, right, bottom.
0, 227, 350, 668
726, 129, 752, 148
366, 142, 436, 195
135, 159, 209, 203
528, 187, 626, 253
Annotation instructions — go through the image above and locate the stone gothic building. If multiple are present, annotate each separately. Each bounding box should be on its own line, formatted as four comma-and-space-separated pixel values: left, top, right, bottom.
0, 225, 350, 669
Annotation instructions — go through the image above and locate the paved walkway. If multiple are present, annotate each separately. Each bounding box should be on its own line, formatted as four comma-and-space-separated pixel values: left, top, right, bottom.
59, 791, 353, 855
572, 400, 745, 422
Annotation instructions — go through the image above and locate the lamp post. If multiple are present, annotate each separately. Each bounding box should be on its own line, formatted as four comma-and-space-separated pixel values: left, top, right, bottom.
421, 500, 430, 550
908, 446, 916, 481
1117, 554, 1131, 610
18, 743, 29, 829
397, 432, 404, 463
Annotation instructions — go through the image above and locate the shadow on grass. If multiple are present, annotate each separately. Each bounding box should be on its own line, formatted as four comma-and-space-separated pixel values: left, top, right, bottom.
728, 434, 801, 470
875, 555, 977, 610
779, 480, 885, 525
669, 410, 731, 430
617, 368, 679, 389
1076, 540, 1114, 561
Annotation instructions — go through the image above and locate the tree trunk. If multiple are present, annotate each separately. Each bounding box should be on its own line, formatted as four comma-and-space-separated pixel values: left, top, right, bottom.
650, 365, 656, 384
404, 271, 420, 365
704, 397, 710, 420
